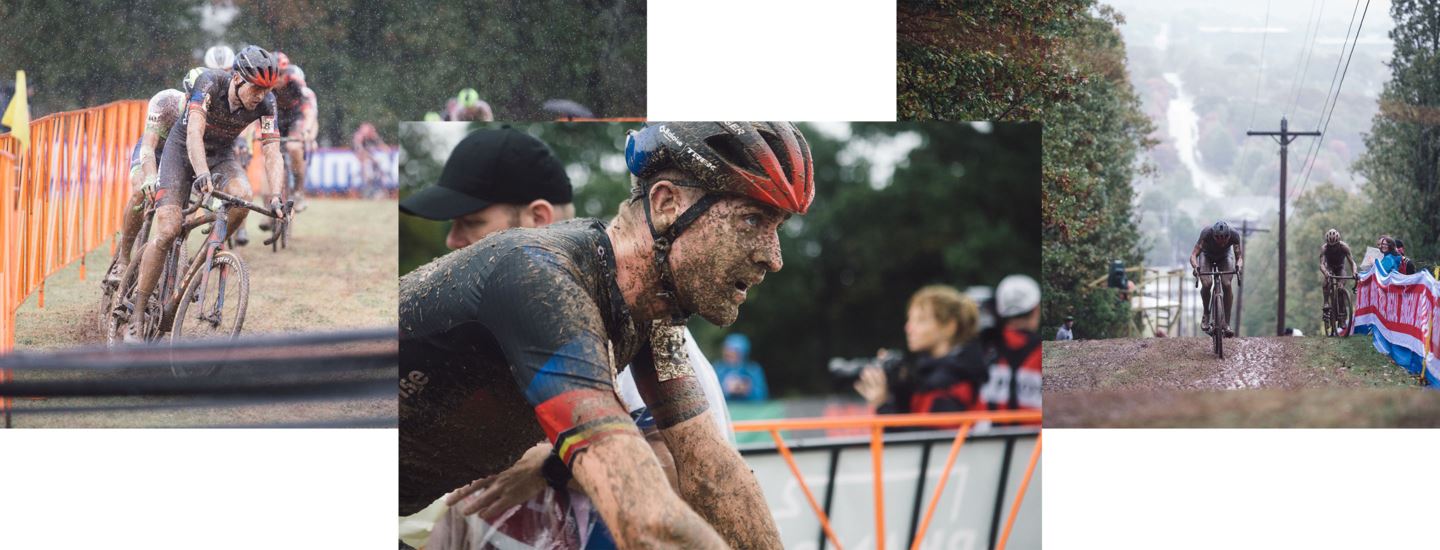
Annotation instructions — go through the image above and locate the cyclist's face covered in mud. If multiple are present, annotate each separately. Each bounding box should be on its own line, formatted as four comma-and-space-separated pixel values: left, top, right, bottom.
669, 195, 788, 326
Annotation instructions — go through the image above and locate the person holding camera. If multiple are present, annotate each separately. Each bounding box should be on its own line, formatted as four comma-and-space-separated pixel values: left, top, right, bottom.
853, 285, 990, 416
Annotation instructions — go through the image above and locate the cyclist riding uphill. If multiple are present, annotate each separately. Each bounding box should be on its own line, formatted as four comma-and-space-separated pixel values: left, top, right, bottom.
125, 46, 288, 342
1319, 228, 1357, 294
399, 122, 812, 548
1190, 220, 1244, 337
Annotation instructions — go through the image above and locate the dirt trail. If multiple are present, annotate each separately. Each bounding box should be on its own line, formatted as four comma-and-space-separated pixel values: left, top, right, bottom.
1045, 335, 1440, 427
6, 199, 398, 428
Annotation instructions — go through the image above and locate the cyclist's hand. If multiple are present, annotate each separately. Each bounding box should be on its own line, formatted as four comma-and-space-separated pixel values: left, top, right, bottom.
446, 441, 550, 519
140, 174, 159, 200
1235, 259, 1244, 274
269, 197, 286, 219
192, 173, 213, 197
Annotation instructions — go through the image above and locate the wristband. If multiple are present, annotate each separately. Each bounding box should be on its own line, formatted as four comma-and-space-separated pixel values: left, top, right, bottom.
540, 451, 572, 491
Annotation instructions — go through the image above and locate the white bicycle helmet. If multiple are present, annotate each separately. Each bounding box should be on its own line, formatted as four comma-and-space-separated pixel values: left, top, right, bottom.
204, 45, 235, 70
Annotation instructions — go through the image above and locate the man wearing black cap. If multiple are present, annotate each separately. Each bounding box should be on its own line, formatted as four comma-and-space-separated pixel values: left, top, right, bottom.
400, 127, 575, 250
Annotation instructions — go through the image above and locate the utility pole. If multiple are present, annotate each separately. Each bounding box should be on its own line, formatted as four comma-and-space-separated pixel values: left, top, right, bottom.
1233, 219, 1271, 335
1247, 117, 1320, 337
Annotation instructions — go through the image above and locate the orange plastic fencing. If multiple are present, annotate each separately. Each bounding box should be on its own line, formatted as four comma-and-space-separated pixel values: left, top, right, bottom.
733, 410, 1043, 550
1, 100, 146, 353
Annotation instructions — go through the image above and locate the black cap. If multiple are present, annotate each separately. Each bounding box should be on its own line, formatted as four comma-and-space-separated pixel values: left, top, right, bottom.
400, 128, 572, 220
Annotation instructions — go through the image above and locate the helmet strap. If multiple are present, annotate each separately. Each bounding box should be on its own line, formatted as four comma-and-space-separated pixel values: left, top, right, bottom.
641, 187, 722, 325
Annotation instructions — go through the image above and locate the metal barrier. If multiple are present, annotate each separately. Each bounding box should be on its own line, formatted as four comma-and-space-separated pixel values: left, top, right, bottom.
1, 99, 147, 353
733, 410, 1042, 550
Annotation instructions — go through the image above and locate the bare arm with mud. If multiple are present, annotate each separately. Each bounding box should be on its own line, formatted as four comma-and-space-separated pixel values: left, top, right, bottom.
638, 366, 783, 549
566, 392, 728, 549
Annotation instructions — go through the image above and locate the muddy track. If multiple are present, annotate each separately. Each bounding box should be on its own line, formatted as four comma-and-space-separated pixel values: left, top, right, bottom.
1045, 336, 1439, 427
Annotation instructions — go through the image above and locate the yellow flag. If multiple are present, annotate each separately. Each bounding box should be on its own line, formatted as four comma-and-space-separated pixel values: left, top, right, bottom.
2, 70, 30, 153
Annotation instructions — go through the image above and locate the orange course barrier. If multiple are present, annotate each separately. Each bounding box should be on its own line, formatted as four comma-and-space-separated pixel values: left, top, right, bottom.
1, 100, 146, 351
733, 410, 1043, 550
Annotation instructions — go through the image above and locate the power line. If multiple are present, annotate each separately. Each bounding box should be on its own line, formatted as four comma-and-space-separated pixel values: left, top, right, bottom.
1288, 0, 1329, 119
1293, 0, 1362, 201
1293, 0, 1371, 204
1249, 0, 1274, 130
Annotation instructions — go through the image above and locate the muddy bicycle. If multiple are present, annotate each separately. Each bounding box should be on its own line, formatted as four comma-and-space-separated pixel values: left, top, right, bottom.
1323, 273, 1358, 337
256, 136, 313, 252
1198, 267, 1239, 358
100, 175, 292, 376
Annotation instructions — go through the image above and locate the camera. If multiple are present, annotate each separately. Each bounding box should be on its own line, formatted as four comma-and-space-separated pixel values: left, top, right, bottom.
827, 349, 903, 383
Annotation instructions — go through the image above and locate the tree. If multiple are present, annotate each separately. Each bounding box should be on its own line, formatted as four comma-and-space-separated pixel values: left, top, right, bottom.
900, 0, 1154, 339
0, 0, 204, 114
1353, 0, 1440, 268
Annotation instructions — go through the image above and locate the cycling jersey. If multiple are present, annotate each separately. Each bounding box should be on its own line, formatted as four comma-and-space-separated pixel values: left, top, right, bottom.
156, 68, 273, 208
273, 80, 314, 136
170, 68, 278, 155
398, 218, 650, 516
978, 327, 1041, 414
1197, 225, 1241, 263
1321, 241, 1353, 276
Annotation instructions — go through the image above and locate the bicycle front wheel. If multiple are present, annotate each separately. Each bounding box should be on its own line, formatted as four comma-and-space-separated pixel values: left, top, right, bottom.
171, 251, 250, 376
1212, 288, 1225, 358
1336, 287, 1354, 337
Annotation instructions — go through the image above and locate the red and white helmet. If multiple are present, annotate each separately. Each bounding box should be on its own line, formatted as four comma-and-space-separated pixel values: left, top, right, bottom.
626, 121, 815, 215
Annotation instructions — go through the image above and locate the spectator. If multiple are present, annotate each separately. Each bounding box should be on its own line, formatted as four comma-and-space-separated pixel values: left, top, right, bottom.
853, 285, 989, 418
1394, 238, 1416, 275
978, 274, 1042, 413
399, 128, 575, 250
1055, 316, 1074, 341
1378, 236, 1402, 274
713, 333, 769, 402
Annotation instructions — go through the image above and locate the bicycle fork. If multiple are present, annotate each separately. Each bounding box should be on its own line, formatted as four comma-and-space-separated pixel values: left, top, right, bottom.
193, 211, 230, 328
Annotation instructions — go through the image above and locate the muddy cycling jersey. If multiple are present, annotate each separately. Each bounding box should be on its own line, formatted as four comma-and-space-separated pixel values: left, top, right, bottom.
130, 89, 185, 169
1197, 225, 1241, 263
171, 68, 278, 155
398, 218, 649, 515
1321, 241, 1353, 276
272, 80, 313, 135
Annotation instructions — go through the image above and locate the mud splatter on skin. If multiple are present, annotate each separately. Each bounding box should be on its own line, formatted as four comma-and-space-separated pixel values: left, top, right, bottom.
572, 432, 727, 548
668, 196, 786, 326
607, 187, 787, 325
656, 385, 785, 549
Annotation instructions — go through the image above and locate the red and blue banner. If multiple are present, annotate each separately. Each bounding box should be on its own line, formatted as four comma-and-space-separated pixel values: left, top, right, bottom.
1352, 260, 1439, 388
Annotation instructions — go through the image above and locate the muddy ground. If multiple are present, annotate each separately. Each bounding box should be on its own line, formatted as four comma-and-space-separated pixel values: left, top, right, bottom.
5, 199, 397, 428
1045, 335, 1440, 427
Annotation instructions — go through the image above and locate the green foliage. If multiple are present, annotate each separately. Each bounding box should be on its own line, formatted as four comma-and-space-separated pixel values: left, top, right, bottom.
0, 0, 204, 112
899, 0, 1154, 339
2, 1, 645, 145
224, 0, 645, 144
1352, 0, 1440, 266
398, 122, 1041, 396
